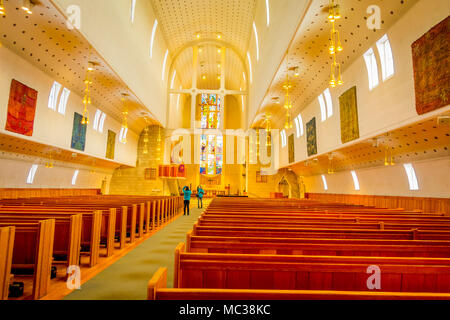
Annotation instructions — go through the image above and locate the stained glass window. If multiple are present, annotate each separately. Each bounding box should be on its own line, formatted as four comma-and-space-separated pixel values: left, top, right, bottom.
199, 94, 223, 176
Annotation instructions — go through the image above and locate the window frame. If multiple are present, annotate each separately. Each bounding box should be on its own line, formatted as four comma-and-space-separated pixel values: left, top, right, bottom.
363, 48, 380, 90
48, 81, 62, 111
376, 34, 395, 82
57, 87, 70, 115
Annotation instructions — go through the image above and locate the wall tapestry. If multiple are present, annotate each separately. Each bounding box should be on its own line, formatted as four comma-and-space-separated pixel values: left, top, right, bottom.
412, 16, 450, 115
106, 130, 116, 160
5, 79, 38, 136
288, 134, 295, 163
339, 86, 360, 144
306, 117, 317, 157
71, 112, 87, 151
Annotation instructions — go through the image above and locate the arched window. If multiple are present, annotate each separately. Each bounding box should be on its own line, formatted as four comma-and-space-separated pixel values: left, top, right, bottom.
48, 81, 62, 111
404, 163, 419, 191
321, 175, 328, 191
351, 170, 360, 191
363, 48, 379, 90
376, 34, 395, 81
58, 88, 70, 115
294, 114, 304, 138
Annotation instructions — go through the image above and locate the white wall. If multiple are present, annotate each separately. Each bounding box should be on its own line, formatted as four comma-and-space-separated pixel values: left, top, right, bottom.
53, 0, 171, 125
304, 157, 450, 198
247, 0, 311, 127
278, 0, 450, 199
0, 155, 112, 189
279, 0, 450, 166
0, 45, 138, 166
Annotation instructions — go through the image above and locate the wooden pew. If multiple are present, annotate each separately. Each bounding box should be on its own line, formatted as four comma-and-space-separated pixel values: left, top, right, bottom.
148, 267, 450, 300
0, 226, 14, 300
0, 214, 82, 268
193, 224, 450, 241
0, 209, 101, 267
0, 220, 55, 299
173, 243, 450, 293
186, 232, 450, 258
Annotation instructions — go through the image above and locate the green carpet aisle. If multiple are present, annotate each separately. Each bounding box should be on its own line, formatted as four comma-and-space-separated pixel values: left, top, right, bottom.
64, 200, 209, 300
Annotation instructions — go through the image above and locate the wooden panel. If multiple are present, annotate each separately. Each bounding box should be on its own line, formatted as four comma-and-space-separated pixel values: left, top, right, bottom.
0, 227, 15, 300
226, 271, 250, 289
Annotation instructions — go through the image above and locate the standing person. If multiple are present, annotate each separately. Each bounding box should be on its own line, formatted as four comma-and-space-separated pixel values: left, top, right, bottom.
197, 185, 204, 209
183, 186, 191, 216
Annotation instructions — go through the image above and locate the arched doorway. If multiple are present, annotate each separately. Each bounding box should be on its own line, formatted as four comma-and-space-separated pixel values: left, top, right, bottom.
278, 177, 291, 198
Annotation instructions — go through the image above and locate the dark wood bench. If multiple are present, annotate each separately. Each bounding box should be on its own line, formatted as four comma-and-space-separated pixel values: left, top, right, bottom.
148, 267, 450, 300
0, 220, 55, 299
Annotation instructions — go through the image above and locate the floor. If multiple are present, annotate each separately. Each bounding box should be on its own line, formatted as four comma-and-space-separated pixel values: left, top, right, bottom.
62, 199, 208, 300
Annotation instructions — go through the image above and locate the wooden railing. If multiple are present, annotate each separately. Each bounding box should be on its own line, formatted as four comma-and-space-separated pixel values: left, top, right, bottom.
0, 188, 101, 200
305, 193, 450, 214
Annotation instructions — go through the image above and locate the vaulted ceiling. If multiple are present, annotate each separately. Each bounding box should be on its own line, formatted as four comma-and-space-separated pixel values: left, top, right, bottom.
0, 0, 159, 134
150, 0, 254, 91
253, 0, 419, 128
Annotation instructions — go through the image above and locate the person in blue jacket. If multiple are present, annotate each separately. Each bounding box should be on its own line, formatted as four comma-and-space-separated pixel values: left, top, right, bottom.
183, 186, 191, 216
197, 185, 204, 209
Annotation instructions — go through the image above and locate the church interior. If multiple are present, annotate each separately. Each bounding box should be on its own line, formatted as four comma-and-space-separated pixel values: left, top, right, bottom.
0, 0, 449, 302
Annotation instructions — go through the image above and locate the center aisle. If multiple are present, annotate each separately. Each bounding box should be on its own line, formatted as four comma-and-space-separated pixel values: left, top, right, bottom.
64, 199, 210, 300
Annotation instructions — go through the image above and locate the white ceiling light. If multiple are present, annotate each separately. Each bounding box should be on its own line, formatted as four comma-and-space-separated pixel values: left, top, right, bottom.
265, 0, 270, 26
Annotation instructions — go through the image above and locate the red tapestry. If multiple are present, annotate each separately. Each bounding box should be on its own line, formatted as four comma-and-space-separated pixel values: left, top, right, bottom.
5, 79, 38, 136
412, 16, 450, 115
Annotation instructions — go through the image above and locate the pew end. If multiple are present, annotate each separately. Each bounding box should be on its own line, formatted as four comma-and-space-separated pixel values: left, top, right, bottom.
147, 267, 168, 300
173, 242, 185, 288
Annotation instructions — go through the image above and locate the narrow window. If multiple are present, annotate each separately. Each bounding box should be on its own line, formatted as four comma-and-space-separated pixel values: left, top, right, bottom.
27, 164, 38, 184
247, 52, 253, 84
48, 81, 62, 111
280, 130, 287, 148
93, 109, 102, 131
98, 113, 106, 133
72, 170, 79, 186
363, 48, 379, 90
318, 94, 327, 122
170, 70, 177, 89
58, 88, 70, 115
150, 19, 158, 59
403, 163, 419, 191
323, 88, 333, 118
376, 34, 395, 81
351, 170, 360, 191
297, 115, 304, 136
253, 22, 260, 61
162, 49, 169, 81
130, 0, 137, 23
119, 127, 128, 144
321, 175, 328, 191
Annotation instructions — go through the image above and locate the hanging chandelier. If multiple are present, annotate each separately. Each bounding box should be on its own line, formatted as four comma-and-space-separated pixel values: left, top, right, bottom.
264, 113, 272, 148
0, 0, 6, 15
120, 94, 129, 143
328, 0, 344, 88
81, 61, 95, 125
283, 74, 293, 129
